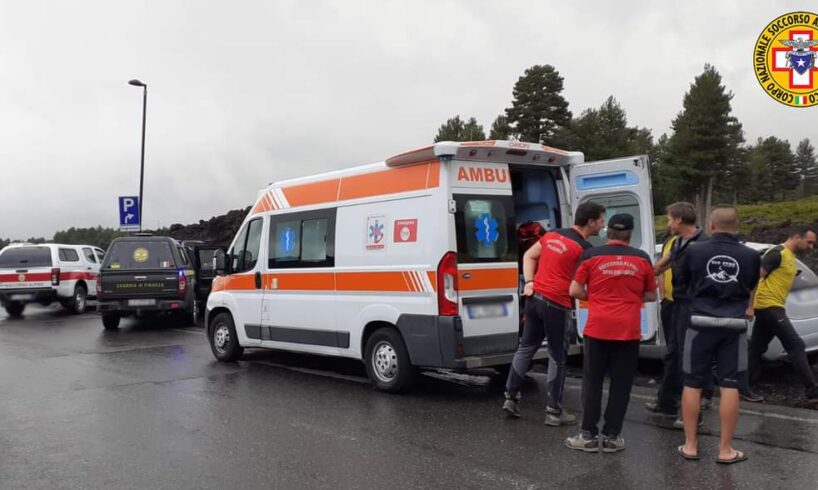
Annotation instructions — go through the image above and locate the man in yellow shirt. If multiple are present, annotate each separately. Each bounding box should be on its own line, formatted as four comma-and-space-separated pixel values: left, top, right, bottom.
746, 225, 818, 404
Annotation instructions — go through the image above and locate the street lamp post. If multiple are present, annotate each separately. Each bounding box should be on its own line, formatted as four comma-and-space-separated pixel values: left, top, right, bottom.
128, 79, 147, 232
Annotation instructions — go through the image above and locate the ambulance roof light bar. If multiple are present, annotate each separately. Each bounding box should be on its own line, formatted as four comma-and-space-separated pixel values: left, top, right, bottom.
385, 140, 584, 168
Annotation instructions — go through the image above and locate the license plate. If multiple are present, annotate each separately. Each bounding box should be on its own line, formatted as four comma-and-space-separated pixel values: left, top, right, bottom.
10, 294, 34, 301
466, 303, 509, 319
128, 299, 156, 306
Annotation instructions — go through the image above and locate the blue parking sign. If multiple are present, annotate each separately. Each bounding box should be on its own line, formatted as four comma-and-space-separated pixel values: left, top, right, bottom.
119, 196, 140, 231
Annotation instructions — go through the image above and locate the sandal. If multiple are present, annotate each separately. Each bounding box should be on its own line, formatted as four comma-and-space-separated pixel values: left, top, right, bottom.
716, 450, 748, 465
677, 445, 699, 461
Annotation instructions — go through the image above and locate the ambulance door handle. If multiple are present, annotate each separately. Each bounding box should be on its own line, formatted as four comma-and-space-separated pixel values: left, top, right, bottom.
254, 271, 262, 289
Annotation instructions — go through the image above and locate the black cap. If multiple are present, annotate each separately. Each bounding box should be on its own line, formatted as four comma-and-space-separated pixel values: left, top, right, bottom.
608, 214, 634, 231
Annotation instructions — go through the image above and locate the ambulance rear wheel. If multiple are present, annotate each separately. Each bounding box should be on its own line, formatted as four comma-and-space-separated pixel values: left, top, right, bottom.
364, 327, 416, 393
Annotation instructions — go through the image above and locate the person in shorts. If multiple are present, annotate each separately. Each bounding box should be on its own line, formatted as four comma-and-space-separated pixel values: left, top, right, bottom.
677, 206, 760, 464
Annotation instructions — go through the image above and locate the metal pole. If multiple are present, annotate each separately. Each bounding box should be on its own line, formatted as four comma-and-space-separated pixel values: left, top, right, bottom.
138, 86, 147, 231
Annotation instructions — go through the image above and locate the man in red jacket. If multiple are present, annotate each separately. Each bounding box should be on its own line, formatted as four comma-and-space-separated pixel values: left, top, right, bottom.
502, 202, 606, 426
565, 214, 658, 452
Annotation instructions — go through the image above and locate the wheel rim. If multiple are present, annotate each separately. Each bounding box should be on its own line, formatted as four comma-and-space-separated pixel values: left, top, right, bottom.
371, 341, 398, 383
213, 323, 230, 354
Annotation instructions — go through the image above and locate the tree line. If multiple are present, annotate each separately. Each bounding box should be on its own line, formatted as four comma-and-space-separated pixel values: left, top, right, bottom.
434, 64, 818, 221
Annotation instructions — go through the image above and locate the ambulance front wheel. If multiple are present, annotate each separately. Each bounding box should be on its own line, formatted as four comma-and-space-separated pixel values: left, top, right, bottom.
364, 327, 416, 393
209, 312, 243, 362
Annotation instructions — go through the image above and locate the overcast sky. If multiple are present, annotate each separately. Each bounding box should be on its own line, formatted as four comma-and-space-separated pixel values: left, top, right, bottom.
1, 1, 815, 239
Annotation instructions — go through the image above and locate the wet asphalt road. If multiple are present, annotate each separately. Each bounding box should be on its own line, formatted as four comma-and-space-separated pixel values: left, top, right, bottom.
2, 306, 818, 489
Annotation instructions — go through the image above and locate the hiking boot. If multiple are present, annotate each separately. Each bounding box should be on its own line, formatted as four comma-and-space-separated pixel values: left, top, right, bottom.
673, 414, 704, 430
545, 407, 577, 426
502, 393, 521, 418
741, 389, 765, 403
644, 401, 677, 417
601, 434, 626, 453
565, 431, 599, 453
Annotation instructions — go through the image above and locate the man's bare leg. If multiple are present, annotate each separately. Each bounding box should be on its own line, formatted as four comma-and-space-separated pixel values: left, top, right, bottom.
682, 386, 701, 457
718, 387, 741, 459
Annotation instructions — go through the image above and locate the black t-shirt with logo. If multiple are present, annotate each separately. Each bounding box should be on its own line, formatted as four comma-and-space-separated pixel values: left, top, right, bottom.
681, 233, 761, 320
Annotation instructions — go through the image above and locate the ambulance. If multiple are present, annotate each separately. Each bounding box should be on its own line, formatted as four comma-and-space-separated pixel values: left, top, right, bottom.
205, 140, 657, 392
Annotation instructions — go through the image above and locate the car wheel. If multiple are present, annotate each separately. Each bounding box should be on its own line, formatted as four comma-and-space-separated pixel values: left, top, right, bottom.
4, 301, 25, 318
63, 285, 87, 314
209, 312, 243, 362
102, 314, 120, 330
364, 327, 416, 393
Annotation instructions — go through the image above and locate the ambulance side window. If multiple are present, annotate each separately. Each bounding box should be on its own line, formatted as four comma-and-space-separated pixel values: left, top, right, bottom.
231, 218, 263, 273
581, 194, 643, 248
268, 209, 336, 269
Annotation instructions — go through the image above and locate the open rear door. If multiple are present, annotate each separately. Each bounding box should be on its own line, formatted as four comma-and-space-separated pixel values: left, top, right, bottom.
569, 155, 658, 341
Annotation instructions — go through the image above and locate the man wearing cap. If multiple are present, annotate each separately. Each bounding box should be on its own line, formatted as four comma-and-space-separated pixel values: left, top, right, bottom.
565, 214, 658, 452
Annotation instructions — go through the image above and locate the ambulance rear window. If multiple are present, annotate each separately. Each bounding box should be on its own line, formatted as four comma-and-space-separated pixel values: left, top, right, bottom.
454, 195, 517, 263
0, 247, 53, 268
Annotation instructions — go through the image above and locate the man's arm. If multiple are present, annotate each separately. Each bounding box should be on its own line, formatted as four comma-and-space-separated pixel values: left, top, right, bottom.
569, 280, 588, 301
522, 241, 542, 297
654, 254, 671, 276
642, 255, 659, 302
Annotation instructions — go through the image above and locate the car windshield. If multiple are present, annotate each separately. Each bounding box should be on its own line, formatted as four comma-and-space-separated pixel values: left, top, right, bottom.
0, 247, 53, 268
103, 241, 175, 270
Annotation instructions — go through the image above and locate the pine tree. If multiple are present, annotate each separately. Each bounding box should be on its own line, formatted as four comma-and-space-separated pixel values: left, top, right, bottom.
663, 64, 744, 221
433, 115, 485, 142
795, 138, 818, 197
505, 65, 572, 145
560, 96, 653, 161
748, 137, 797, 202
489, 115, 513, 140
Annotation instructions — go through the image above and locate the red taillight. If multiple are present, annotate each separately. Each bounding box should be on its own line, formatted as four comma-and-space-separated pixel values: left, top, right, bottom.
178, 269, 187, 297
437, 252, 459, 316
51, 268, 60, 286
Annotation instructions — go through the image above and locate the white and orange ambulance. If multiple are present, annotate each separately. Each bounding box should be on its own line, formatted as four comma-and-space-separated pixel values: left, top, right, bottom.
205, 140, 657, 391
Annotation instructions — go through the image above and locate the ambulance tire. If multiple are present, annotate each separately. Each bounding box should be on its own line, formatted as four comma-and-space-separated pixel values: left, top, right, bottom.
102, 314, 120, 330
5, 301, 25, 318
364, 327, 416, 393
209, 312, 243, 362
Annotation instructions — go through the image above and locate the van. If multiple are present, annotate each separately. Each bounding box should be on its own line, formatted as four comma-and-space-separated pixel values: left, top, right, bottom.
205, 140, 657, 391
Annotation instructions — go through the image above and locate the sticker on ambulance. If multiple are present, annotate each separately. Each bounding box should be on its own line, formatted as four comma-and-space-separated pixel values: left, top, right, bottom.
474, 213, 500, 246
133, 248, 149, 263
366, 216, 386, 250
393, 219, 418, 243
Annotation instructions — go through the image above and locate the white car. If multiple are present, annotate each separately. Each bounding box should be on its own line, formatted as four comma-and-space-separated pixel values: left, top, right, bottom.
642, 241, 818, 361
0, 243, 105, 317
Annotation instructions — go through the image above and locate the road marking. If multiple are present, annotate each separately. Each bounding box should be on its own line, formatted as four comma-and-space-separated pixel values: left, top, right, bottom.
560, 382, 818, 425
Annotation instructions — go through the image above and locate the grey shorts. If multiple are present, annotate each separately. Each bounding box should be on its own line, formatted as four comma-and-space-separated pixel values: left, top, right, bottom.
683, 327, 747, 389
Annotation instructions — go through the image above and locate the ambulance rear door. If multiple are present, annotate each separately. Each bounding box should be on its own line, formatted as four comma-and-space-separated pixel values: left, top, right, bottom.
450, 160, 521, 357
568, 155, 659, 341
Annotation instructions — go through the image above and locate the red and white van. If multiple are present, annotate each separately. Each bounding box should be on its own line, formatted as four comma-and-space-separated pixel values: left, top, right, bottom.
205, 140, 657, 391
0, 243, 104, 317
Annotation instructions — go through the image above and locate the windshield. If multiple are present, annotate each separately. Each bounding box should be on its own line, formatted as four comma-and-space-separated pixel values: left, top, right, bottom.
103, 241, 175, 270
0, 247, 53, 268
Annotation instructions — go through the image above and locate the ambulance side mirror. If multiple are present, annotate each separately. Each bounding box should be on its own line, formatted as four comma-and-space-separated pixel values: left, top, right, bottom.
213, 248, 231, 276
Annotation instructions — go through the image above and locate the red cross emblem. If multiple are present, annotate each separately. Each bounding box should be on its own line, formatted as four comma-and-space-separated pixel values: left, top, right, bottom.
771, 30, 818, 88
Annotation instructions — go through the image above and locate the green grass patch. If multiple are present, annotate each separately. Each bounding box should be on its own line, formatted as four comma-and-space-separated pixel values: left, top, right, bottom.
654, 196, 818, 234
